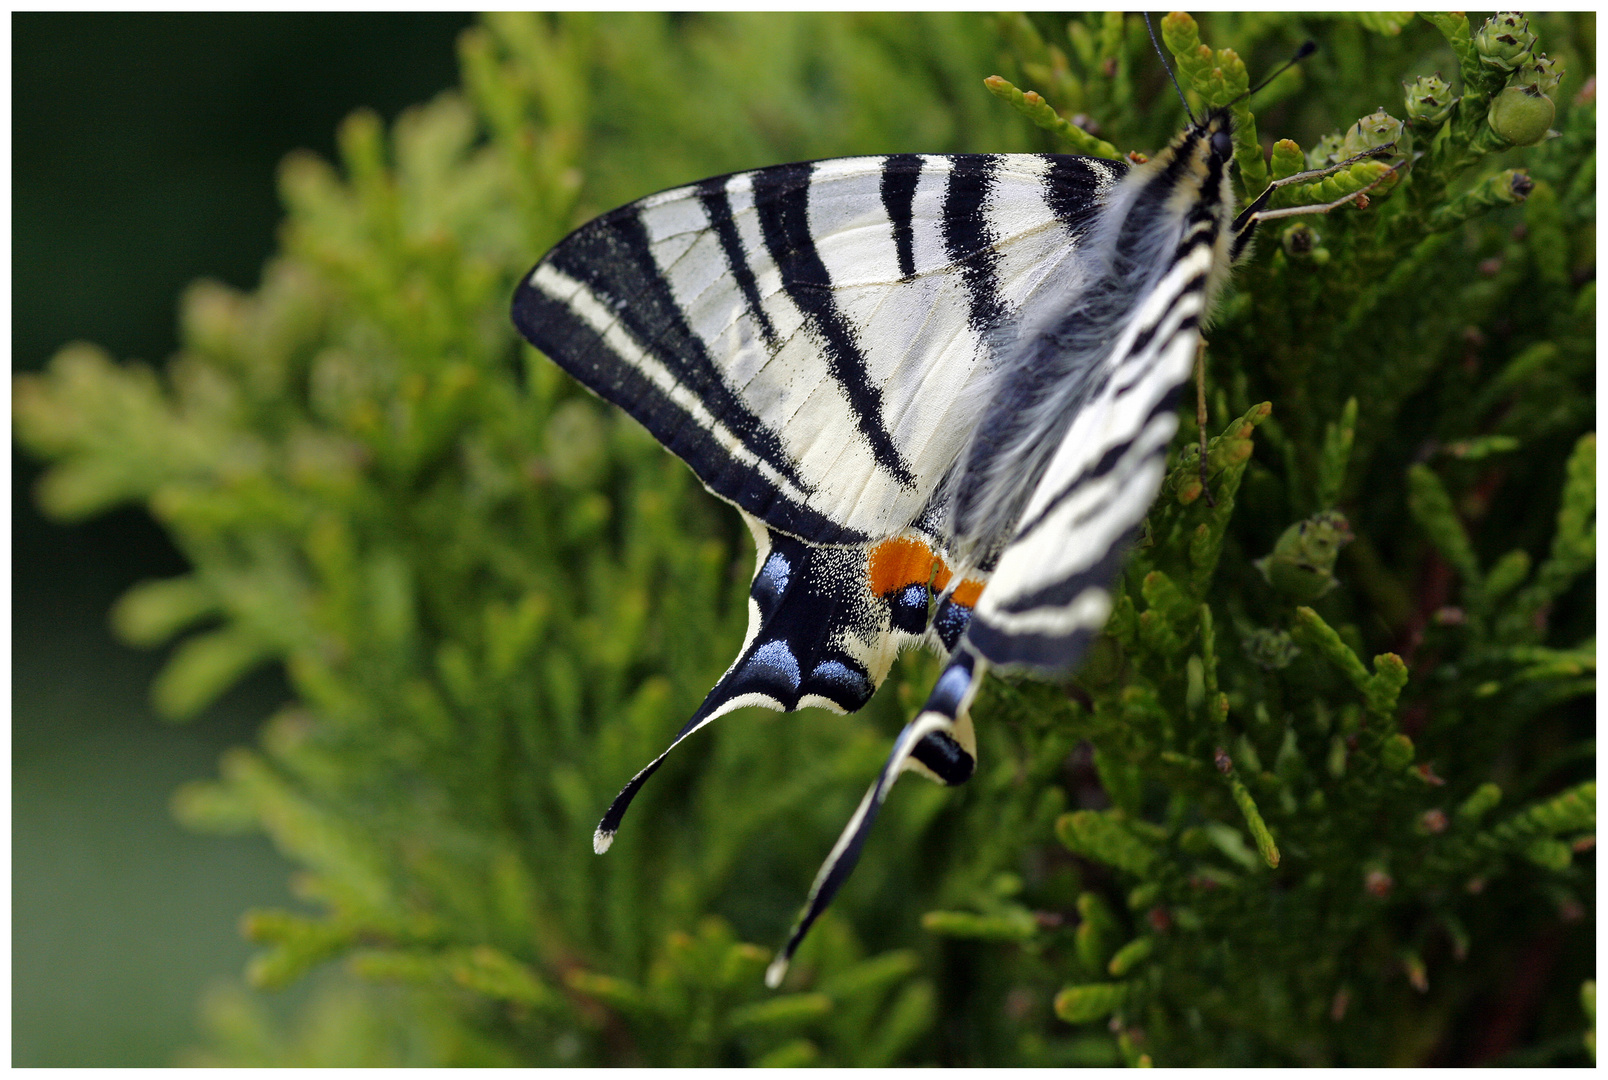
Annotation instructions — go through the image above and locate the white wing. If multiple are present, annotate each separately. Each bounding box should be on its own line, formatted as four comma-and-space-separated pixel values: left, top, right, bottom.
514, 153, 1124, 545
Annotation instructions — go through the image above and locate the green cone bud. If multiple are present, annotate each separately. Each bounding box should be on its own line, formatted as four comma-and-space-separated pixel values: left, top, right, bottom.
1488, 84, 1555, 146
1255, 510, 1355, 602
1514, 52, 1564, 97
1341, 108, 1407, 159
1306, 133, 1344, 170
1474, 12, 1537, 74
1405, 73, 1457, 128
1160, 11, 1201, 59
1381, 733, 1416, 772
1281, 222, 1317, 258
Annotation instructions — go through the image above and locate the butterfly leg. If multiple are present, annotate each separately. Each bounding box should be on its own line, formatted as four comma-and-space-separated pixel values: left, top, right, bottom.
1244, 159, 1406, 224
765, 644, 987, 988
1231, 147, 1405, 255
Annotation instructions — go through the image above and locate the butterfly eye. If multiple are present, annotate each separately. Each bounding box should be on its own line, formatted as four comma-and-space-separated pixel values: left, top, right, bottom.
1212, 129, 1235, 161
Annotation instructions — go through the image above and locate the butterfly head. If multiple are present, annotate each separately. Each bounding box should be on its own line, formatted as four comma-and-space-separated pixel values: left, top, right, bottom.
1145, 21, 1314, 174
1157, 107, 1240, 195
1192, 38, 1319, 167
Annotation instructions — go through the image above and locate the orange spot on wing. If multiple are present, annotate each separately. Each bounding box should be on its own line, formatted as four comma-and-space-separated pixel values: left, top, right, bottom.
869, 537, 947, 597
950, 578, 985, 608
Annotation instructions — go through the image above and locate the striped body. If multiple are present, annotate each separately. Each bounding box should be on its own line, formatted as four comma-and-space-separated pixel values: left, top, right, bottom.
513, 112, 1245, 985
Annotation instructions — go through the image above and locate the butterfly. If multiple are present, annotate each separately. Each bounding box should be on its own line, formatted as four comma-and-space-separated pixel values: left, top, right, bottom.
512, 44, 1392, 987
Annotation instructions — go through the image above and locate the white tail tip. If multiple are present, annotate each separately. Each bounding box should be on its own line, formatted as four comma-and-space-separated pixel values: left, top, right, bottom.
764, 955, 789, 989
593, 829, 614, 855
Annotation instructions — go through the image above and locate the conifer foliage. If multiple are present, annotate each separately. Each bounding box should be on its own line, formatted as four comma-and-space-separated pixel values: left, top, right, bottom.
15, 12, 1594, 1066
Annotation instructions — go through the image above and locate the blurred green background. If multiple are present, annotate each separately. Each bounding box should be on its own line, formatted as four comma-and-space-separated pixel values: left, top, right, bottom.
13, 11, 1594, 1068
13, 13, 472, 1065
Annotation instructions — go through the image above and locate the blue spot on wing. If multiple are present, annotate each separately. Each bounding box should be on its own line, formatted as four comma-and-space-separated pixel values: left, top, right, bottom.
889, 582, 930, 635
933, 596, 973, 651
807, 659, 873, 710
743, 639, 802, 696
723, 531, 892, 715
752, 550, 792, 619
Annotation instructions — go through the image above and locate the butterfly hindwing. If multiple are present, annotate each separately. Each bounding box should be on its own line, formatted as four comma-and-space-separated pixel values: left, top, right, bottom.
967, 239, 1214, 670
593, 514, 955, 851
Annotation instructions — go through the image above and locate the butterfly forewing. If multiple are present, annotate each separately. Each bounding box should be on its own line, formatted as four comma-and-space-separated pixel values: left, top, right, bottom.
513, 153, 1123, 545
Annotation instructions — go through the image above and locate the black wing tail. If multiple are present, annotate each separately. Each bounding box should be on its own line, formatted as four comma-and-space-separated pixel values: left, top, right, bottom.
766, 646, 985, 988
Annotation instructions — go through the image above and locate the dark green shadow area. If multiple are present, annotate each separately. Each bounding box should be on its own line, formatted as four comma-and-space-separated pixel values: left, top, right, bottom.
13, 13, 472, 1065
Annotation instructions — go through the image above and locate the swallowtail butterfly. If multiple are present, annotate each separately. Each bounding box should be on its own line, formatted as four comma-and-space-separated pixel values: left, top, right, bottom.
512, 43, 1391, 986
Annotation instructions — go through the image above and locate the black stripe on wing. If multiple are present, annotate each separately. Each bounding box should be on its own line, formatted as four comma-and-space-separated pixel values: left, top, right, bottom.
753, 163, 918, 488
942, 154, 1008, 335
517, 196, 815, 476
1114, 311, 1203, 396
880, 154, 922, 281
513, 276, 862, 544
1008, 390, 1183, 544
1043, 154, 1126, 234
991, 529, 1135, 617
697, 178, 782, 352
965, 619, 1104, 673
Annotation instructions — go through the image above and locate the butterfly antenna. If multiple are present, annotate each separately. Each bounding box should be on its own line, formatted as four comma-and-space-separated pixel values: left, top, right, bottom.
1144, 13, 1194, 124
1232, 39, 1317, 107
